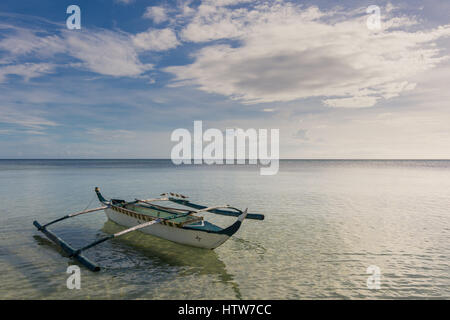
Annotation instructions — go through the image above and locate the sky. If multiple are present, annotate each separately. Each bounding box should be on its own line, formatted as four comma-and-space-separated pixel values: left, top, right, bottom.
0, 0, 449, 159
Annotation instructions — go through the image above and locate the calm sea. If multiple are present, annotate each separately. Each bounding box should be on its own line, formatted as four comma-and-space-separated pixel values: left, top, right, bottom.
0, 160, 449, 299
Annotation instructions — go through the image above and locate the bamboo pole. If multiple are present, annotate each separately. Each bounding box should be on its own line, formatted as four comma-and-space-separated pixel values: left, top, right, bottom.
40, 206, 108, 229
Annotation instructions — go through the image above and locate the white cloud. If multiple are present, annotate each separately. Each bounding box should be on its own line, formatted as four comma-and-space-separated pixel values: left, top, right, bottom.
0, 63, 55, 83
323, 96, 380, 108
63, 29, 153, 77
87, 128, 137, 141
293, 129, 309, 140
0, 26, 158, 79
132, 28, 179, 51
0, 106, 58, 131
203, 0, 253, 7
115, 0, 134, 5
282, 105, 450, 158
1, 1, 449, 110
166, 2, 450, 106
143, 6, 169, 24
179, 3, 251, 42
0, 27, 66, 57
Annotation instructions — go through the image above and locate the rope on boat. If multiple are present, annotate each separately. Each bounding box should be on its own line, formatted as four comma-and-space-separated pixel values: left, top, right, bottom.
81, 193, 97, 214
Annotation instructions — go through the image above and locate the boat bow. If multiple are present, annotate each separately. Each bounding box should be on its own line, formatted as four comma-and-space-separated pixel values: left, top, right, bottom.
217, 208, 247, 236
95, 187, 109, 204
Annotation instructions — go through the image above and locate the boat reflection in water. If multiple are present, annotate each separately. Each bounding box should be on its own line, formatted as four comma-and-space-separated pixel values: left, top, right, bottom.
99, 220, 242, 299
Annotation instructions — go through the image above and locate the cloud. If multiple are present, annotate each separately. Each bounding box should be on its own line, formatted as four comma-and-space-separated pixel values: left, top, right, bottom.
166, 2, 450, 106
63, 29, 153, 77
0, 63, 55, 82
0, 106, 58, 132
132, 28, 179, 51
143, 6, 169, 24
87, 128, 137, 141
179, 2, 251, 42
0, 25, 66, 57
323, 96, 380, 108
1, 1, 449, 109
0, 24, 178, 79
115, 0, 134, 5
203, 0, 252, 6
282, 103, 450, 158
293, 129, 309, 141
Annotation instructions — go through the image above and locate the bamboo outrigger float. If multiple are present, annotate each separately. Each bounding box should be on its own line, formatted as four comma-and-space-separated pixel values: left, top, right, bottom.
33, 187, 264, 271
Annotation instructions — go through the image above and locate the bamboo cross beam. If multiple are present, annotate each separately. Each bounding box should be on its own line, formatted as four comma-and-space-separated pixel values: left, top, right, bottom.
136, 197, 169, 204
192, 205, 237, 214
39, 206, 108, 229
135, 198, 195, 213
138, 198, 236, 215
68, 206, 108, 217
168, 198, 265, 220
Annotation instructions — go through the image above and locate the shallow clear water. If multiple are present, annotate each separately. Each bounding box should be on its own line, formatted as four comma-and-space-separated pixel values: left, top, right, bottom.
0, 160, 449, 299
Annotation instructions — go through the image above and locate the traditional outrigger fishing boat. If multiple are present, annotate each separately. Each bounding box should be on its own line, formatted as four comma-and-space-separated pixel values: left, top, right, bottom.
33, 187, 264, 271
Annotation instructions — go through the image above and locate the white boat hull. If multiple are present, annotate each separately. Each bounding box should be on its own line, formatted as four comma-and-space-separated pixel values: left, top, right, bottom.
104, 208, 230, 249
